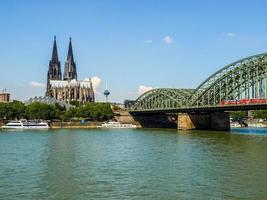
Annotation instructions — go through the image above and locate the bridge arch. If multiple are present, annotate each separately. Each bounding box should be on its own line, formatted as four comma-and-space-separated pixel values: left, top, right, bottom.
189, 53, 267, 107
132, 88, 194, 111
131, 53, 267, 111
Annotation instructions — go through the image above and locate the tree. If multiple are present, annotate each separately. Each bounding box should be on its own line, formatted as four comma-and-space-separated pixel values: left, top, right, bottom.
0, 103, 11, 120
10, 101, 26, 119
0, 101, 114, 122
25, 102, 61, 120
70, 100, 81, 107
73, 102, 114, 121
62, 108, 77, 121
252, 110, 267, 119
0, 101, 26, 120
231, 111, 246, 122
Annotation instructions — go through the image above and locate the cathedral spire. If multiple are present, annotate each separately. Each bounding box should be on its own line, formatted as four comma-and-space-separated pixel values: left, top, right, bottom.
67, 37, 74, 61
51, 36, 59, 62
64, 37, 77, 80
46, 36, 62, 96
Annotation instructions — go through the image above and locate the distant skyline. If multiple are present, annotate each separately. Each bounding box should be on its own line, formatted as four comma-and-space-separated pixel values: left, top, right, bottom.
0, 0, 267, 103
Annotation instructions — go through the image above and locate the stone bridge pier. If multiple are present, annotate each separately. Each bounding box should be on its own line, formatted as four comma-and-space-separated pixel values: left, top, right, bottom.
131, 112, 177, 128
130, 111, 230, 130
177, 111, 230, 131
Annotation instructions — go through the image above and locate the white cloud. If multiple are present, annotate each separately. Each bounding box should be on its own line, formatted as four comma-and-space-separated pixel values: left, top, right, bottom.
226, 32, 235, 37
138, 85, 154, 95
29, 81, 45, 88
144, 39, 153, 44
85, 76, 102, 93
163, 36, 174, 44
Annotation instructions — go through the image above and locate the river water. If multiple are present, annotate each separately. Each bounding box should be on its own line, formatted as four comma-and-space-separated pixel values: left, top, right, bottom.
0, 128, 267, 200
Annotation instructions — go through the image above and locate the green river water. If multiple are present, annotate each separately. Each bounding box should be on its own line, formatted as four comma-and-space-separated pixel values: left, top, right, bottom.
0, 128, 267, 200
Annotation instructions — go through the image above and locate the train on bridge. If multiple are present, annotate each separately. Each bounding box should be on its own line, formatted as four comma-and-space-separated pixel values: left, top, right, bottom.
221, 98, 267, 106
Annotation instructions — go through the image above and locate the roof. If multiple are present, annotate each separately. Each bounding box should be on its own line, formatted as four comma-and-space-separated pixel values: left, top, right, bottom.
49, 79, 92, 89
24, 96, 75, 109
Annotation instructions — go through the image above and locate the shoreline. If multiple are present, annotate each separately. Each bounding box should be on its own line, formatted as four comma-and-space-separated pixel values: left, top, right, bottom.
0, 121, 142, 129
50, 125, 100, 129
50, 121, 102, 129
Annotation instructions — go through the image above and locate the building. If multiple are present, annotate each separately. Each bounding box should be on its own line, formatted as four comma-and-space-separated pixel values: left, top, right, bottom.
124, 99, 136, 109
0, 92, 10, 103
25, 96, 74, 110
45, 37, 95, 104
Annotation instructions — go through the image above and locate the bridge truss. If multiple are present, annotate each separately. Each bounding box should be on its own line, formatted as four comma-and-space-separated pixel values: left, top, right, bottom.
131, 53, 267, 111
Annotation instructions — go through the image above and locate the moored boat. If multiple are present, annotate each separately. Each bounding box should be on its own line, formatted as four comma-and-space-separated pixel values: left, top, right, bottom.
100, 121, 137, 128
230, 122, 241, 128
1, 120, 49, 129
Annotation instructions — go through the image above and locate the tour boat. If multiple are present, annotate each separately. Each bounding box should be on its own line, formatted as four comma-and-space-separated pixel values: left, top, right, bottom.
2, 120, 49, 129
248, 123, 267, 128
230, 122, 241, 128
100, 121, 137, 128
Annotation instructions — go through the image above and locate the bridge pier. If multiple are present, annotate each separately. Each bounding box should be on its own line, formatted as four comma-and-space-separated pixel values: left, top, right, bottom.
130, 111, 230, 130
177, 112, 230, 131
131, 113, 177, 128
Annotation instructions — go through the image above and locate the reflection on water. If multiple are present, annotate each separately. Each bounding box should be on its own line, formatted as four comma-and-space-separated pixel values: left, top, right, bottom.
231, 127, 267, 135
0, 128, 267, 199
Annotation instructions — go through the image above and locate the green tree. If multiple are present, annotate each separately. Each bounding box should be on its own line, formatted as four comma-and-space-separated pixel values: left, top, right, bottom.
0, 101, 114, 122
0, 101, 26, 120
252, 110, 267, 119
25, 102, 61, 120
75, 102, 113, 121
10, 101, 26, 119
231, 111, 246, 122
0, 103, 11, 120
62, 108, 78, 121
70, 100, 81, 107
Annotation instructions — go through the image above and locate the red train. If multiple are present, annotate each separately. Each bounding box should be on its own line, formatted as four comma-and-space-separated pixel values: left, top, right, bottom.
221, 98, 267, 106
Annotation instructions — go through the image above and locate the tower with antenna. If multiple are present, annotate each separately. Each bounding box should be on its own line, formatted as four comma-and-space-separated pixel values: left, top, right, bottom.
103, 83, 110, 103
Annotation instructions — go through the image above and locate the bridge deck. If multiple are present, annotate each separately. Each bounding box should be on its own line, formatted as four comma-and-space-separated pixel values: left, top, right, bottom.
129, 103, 267, 114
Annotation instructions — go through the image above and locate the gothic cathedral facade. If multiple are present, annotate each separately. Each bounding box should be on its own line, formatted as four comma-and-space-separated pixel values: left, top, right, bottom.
45, 37, 95, 103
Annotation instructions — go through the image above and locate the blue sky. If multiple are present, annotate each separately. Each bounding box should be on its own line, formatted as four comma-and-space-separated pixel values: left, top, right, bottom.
0, 0, 267, 102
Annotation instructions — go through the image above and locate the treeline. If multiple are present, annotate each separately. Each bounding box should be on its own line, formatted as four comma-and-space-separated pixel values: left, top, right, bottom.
63, 102, 113, 121
251, 110, 267, 119
231, 110, 267, 121
0, 101, 113, 121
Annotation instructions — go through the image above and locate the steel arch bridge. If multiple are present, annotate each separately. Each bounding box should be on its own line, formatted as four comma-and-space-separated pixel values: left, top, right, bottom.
131, 53, 267, 112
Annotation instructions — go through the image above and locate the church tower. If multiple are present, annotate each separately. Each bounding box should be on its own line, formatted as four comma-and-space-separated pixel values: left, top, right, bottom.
46, 36, 62, 96
45, 37, 95, 103
63, 37, 77, 81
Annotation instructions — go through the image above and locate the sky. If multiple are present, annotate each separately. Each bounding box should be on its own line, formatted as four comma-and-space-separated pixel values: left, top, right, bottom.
0, 0, 267, 103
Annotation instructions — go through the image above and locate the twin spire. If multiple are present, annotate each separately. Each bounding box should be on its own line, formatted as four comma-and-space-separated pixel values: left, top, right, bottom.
50, 36, 77, 81
67, 37, 74, 61
51, 36, 58, 62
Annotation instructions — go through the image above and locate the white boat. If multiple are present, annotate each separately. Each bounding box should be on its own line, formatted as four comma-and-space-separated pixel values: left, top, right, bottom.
230, 122, 241, 128
248, 123, 267, 128
1, 120, 49, 129
100, 121, 137, 128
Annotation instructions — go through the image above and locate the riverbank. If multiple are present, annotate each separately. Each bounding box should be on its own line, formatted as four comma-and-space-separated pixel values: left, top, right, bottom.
0, 121, 102, 129
0, 121, 141, 129
50, 121, 102, 129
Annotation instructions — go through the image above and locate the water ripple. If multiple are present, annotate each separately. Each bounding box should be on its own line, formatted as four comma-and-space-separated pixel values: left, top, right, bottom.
0, 128, 267, 199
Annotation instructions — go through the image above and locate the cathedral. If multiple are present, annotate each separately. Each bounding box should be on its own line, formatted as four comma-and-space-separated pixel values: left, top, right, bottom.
45, 37, 95, 104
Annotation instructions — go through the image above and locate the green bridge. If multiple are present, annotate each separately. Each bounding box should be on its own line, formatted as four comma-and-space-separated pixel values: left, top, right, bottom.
129, 53, 267, 130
